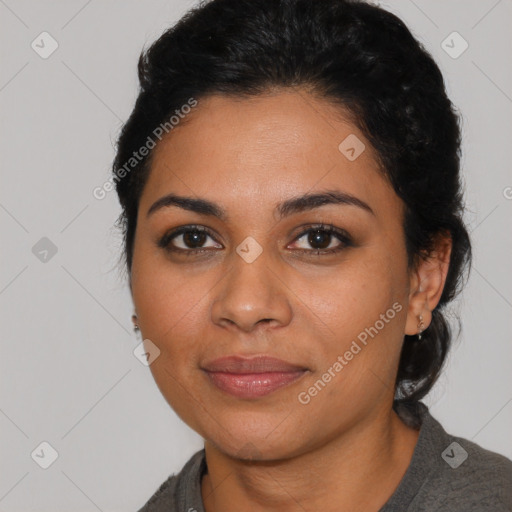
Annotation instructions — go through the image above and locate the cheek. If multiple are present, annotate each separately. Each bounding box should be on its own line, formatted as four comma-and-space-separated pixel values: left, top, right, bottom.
296, 251, 401, 338
131, 257, 214, 429
293, 248, 408, 388
131, 247, 213, 359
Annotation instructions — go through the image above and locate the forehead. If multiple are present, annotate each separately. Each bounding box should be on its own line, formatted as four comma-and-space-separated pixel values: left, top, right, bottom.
140, 90, 398, 220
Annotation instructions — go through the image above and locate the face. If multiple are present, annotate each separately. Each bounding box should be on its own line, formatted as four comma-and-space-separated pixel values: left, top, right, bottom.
130, 90, 413, 460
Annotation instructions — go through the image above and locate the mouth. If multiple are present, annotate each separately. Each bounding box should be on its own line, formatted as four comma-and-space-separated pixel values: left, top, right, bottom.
202, 355, 309, 399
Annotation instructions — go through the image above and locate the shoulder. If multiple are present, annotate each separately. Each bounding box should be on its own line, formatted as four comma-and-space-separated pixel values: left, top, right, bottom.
426, 434, 512, 511
136, 473, 178, 512
136, 449, 206, 512
407, 405, 512, 511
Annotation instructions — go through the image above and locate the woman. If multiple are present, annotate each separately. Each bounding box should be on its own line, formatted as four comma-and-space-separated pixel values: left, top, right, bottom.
112, 0, 512, 510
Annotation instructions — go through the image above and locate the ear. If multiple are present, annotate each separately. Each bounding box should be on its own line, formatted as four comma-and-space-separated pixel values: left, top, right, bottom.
405, 233, 452, 336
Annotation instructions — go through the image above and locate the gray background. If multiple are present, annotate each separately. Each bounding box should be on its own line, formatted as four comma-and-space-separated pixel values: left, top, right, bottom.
1, 0, 511, 510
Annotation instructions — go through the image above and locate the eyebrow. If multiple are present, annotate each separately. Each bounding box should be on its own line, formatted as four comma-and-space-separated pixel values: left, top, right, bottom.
146, 189, 375, 220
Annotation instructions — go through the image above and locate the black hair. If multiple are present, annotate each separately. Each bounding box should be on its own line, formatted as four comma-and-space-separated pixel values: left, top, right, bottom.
112, 0, 472, 413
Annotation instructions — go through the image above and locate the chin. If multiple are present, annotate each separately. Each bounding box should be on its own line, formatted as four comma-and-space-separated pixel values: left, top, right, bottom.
213, 438, 302, 463
199, 410, 309, 462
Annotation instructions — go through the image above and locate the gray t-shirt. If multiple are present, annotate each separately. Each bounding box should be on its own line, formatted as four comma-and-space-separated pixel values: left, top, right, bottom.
137, 403, 512, 511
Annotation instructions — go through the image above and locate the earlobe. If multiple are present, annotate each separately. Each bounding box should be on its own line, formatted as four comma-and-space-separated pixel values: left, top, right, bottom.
132, 313, 139, 332
404, 235, 452, 337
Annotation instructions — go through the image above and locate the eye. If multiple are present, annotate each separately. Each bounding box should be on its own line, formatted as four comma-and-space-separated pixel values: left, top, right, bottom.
289, 224, 353, 255
158, 225, 222, 253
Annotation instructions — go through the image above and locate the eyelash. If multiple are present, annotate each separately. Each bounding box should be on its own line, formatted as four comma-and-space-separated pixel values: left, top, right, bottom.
157, 223, 353, 257
291, 223, 354, 255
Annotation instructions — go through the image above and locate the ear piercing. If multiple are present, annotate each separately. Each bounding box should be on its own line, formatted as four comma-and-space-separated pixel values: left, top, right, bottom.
132, 314, 139, 332
417, 314, 425, 340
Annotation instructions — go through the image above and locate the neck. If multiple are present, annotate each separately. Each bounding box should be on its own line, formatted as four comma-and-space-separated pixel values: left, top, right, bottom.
201, 406, 420, 512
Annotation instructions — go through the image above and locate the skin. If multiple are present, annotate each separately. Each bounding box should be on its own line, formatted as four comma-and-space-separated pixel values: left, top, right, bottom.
130, 89, 452, 512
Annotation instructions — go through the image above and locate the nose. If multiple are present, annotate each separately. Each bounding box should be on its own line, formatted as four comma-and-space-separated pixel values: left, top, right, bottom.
210, 252, 293, 333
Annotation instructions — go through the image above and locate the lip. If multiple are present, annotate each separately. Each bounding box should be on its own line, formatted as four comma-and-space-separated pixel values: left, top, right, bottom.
202, 355, 308, 399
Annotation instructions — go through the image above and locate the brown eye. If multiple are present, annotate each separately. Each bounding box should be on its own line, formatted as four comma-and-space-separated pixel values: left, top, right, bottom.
158, 225, 222, 253
182, 230, 207, 248
308, 229, 333, 250
289, 224, 353, 254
